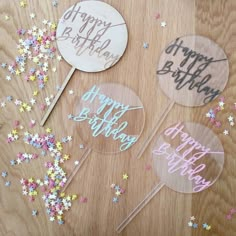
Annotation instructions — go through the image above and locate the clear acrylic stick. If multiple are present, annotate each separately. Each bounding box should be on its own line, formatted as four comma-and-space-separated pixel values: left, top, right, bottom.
136, 100, 175, 159
62, 148, 91, 192
116, 182, 165, 233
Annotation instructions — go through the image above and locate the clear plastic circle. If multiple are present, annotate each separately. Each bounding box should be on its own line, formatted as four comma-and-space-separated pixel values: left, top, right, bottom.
73, 83, 145, 154
157, 35, 229, 107
152, 122, 224, 193
56, 1, 128, 72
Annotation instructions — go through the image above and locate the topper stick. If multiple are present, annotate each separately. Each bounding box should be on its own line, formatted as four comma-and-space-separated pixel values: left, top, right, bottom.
116, 182, 165, 233
40, 67, 76, 126
62, 148, 91, 192
136, 100, 175, 159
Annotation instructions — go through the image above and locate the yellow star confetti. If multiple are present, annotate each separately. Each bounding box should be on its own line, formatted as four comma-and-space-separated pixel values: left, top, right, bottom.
51, 23, 57, 30
12, 129, 18, 135
33, 57, 39, 63
33, 90, 38, 96
15, 69, 21, 76
122, 173, 129, 180
63, 154, 70, 161
20, 0, 27, 7
56, 141, 61, 148
22, 103, 27, 108
206, 225, 211, 231
46, 128, 51, 133
44, 76, 48, 82
30, 75, 36, 81
26, 106, 32, 112
28, 177, 34, 183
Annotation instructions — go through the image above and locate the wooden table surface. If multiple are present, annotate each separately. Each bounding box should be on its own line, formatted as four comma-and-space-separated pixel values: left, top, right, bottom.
0, 0, 236, 235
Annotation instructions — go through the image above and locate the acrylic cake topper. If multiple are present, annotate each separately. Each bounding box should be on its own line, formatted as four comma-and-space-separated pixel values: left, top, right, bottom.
117, 122, 224, 232
40, 1, 128, 126
62, 83, 145, 190
135, 35, 229, 159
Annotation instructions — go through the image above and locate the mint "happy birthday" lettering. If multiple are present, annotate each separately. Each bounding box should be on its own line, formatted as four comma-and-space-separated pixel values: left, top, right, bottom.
73, 85, 143, 151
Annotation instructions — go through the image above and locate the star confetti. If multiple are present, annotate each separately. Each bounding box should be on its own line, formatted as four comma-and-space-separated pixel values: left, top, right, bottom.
155, 13, 160, 20
188, 221, 193, 227
20, 131, 78, 224
193, 223, 198, 229
122, 173, 128, 180
2, 22, 60, 94
32, 210, 38, 216
14, 152, 40, 164
79, 197, 87, 203
74, 160, 79, 166
1, 171, 8, 178
187, 216, 211, 231
226, 208, 236, 220
111, 179, 126, 203
19, 0, 27, 8
5, 15, 10, 21
143, 42, 149, 49
5, 181, 11, 187
112, 197, 118, 203
223, 129, 229, 135
52, 0, 58, 7
30, 13, 36, 19
205, 96, 236, 140
160, 21, 167, 27
69, 90, 74, 95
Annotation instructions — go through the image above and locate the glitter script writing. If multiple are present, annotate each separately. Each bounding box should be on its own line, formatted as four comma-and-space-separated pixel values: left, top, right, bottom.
73, 85, 143, 151
57, 3, 124, 69
152, 122, 223, 192
157, 37, 227, 104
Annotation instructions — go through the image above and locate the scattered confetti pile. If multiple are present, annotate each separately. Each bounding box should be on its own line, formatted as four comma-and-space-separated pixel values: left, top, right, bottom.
111, 174, 128, 203
188, 216, 211, 231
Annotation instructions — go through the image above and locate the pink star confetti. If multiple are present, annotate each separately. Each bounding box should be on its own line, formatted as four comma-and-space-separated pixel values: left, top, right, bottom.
154, 12, 160, 20
226, 208, 236, 220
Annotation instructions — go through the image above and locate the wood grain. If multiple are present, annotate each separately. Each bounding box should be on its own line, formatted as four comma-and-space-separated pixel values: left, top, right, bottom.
0, 0, 236, 236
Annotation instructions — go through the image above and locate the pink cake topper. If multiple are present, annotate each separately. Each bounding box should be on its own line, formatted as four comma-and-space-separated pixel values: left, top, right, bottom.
152, 122, 224, 193
117, 122, 224, 232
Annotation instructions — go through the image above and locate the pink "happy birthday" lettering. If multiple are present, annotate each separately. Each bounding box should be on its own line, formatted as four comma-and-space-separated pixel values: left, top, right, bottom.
152, 122, 223, 192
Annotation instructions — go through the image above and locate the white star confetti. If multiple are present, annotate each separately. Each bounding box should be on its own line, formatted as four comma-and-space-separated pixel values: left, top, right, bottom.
160, 21, 167, 27
74, 160, 79, 166
228, 116, 234, 122
143, 42, 149, 49
1, 102, 6, 108
30, 98, 36, 105
223, 130, 229, 135
6, 76, 12, 81
30, 13, 36, 19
